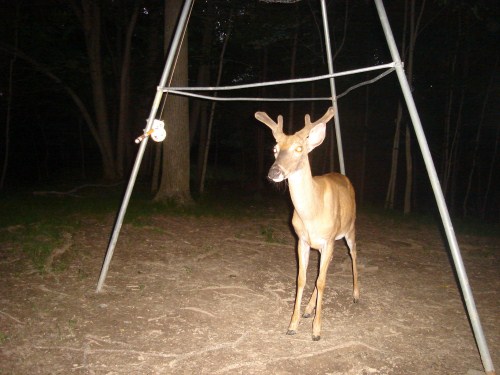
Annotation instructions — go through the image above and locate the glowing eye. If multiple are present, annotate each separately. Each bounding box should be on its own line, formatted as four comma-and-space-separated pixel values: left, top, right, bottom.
295, 146, 303, 153
273, 146, 278, 154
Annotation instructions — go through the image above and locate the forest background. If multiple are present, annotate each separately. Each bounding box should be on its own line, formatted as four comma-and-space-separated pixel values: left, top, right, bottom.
0, 0, 498, 221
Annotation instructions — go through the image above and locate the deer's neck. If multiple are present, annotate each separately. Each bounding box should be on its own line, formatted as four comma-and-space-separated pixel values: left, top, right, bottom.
287, 159, 319, 220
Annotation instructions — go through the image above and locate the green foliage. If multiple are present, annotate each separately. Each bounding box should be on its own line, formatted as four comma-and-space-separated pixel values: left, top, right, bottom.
360, 204, 500, 238
1, 185, 497, 273
453, 217, 500, 238
260, 225, 276, 243
0, 189, 121, 271
0, 331, 9, 345
0, 185, 288, 270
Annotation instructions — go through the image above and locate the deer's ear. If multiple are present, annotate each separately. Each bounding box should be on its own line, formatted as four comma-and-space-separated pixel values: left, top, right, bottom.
306, 123, 326, 151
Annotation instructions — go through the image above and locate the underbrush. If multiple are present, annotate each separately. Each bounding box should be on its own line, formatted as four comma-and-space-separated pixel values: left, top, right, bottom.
0, 184, 496, 271
0, 184, 289, 270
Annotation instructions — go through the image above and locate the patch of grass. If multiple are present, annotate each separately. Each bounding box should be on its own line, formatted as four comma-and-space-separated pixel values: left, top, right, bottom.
453, 218, 500, 238
359, 203, 499, 238
126, 186, 289, 223
68, 317, 77, 329
260, 225, 276, 243
0, 184, 283, 269
0, 188, 122, 271
1, 223, 61, 272
0, 331, 9, 345
359, 204, 442, 230
77, 268, 89, 280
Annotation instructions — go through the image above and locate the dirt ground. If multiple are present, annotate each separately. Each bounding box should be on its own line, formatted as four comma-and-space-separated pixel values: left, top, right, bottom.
0, 209, 499, 374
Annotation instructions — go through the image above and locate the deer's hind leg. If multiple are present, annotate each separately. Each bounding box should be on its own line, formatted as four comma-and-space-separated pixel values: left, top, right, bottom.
311, 240, 335, 341
303, 287, 317, 318
345, 229, 359, 303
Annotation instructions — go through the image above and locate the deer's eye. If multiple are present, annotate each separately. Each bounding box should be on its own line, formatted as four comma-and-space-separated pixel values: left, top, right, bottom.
273, 146, 279, 155
295, 146, 303, 153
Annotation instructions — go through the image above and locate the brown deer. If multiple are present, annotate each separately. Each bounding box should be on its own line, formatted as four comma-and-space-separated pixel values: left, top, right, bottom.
255, 107, 359, 341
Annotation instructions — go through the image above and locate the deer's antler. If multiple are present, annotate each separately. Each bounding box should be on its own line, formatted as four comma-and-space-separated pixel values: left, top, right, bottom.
255, 112, 285, 141
297, 107, 335, 139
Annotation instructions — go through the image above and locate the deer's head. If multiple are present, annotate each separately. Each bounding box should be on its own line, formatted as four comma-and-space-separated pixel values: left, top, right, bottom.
255, 107, 334, 182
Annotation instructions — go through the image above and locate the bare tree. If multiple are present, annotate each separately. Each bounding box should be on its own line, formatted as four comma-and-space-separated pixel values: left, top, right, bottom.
463, 54, 498, 217
287, 19, 299, 135
482, 117, 500, 219
440, 9, 461, 198
70, 0, 118, 180
154, 0, 192, 204
0, 5, 19, 189
199, 14, 233, 194
328, 0, 349, 172
385, 0, 426, 214
385, 103, 402, 209
192, 9, 214, 192
116, 4, 140, 178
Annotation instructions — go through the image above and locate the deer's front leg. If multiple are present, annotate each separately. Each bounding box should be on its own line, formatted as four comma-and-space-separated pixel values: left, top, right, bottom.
287, 238, 310, 335
312, 241, 334, 341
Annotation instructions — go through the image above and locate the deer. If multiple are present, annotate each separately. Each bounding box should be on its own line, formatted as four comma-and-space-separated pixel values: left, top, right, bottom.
255, 107, 359, 341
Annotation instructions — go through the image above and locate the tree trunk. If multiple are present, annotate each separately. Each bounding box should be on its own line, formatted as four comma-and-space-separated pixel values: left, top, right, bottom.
116, 4, 140, 177
190, 6, 214, 146
193, 9, 215, 191
328, 0, 349, 173
0, 44, 114, 182
385, 0, 407, 210
0, 5, 19, 189
287, 26, 298, 134
151, 143, 162, 194
403, 122, 413, 214
195, 101, 209, 190
403, 0, 421, 215
78, 118, 87, 180
441, 10, 460, 196
154, 0, 192, 204
359, 85, 370, 205
385, 0, 425, 213
444, 9, 469, 214
78, 0, 117, 180
256, 48, 269, 192
147, 9, 164, 194
463, 54, 497, 217
482, 118, 500, 219
444, 88, 464, 210
385, 103, 402, 209
199, 15, 233, 194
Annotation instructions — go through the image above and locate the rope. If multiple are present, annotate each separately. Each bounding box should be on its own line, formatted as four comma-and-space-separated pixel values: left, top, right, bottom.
161, 66, 396, 103
337, 67, 395, 100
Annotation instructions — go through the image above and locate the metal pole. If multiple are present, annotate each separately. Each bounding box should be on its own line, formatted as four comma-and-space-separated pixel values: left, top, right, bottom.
374, 1, 495, 374
320, 0, 345, 175
96, 0, 195, 293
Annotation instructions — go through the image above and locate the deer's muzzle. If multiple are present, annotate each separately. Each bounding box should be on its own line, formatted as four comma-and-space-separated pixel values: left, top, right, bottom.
268, 164, 285, 182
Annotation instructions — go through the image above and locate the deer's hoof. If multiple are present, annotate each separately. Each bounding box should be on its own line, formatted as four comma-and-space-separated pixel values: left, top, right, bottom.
312, 335, 321, 341
353, 297, 359, 304
303, 312, 312, 318
286, 330, 297, 336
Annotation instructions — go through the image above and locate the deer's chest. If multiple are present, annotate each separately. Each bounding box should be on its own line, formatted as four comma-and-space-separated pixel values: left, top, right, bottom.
292, 212, 338, 250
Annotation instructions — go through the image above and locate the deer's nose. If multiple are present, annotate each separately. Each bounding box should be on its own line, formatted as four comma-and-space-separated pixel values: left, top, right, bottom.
268, 164, 284, 182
